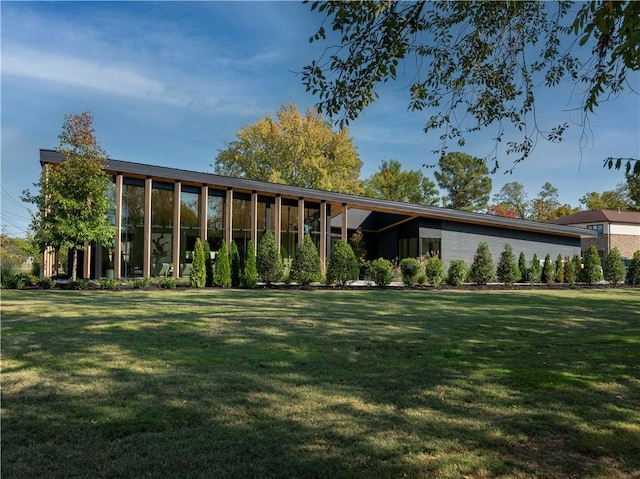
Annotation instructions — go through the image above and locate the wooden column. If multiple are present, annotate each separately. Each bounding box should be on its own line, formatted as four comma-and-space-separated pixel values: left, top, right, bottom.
114, 174, 123, 279
341, 203, 348, 241
172, 182, 181, 278
320, 201, 327, 274
251, 191, 258, 252
200, 185, 208, 241
274, 195, 282, 253
225, 188, 233, 246
143, 177, 152, 278
298, 197, 305, 245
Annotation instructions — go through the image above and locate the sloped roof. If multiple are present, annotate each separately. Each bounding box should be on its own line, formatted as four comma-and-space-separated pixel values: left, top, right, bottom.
553, 209, 640, 225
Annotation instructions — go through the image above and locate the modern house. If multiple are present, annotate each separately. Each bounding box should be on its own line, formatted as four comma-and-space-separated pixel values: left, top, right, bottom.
39, 149, 596, 280
553, 209, 640, 260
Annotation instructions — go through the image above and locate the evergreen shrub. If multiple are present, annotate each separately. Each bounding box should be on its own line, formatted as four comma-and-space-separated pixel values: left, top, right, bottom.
256, 232, 283, 285
243, 241, 258, 288
214, 241, 231, 288
189, 238, 206, 288
400, 257, 421, 287
529, 254, 541, 284
518, 251, 528, 283
496, 243, 520, 284
603, 247, 626, 285
290, 234, 321, 286
542, 254, 555, 284
564, 257, 576, 285
326, 239, 359, 286
555, 254, 564, 283
628, 250, 640, 284
582, 244, 603, 285
446, 260, 467, 286
424, 257, 444, 287
470, 241, 495, 285
368, 258, 394, 288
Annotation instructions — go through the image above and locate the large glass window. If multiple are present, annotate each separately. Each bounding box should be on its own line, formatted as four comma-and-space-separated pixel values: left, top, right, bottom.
256, 196, 276, 250
180, 186, 200, 277
399, 238, 418, 259
421, 238, 441, 258
151, 181, 174, 277
232, 194, 251, 261
207, 190, 225, 254
280, 201, 298, 261
121, 178, 145, 278
304, 203, 320, 249
586, 224, 604, 234
99, 179, 117, 278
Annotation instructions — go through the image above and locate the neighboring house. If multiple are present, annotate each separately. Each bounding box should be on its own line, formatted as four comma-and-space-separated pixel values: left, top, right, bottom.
39, 149, 595, 280
553, 210, 640, 260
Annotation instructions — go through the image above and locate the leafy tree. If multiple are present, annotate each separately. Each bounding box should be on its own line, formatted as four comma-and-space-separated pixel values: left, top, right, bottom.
470, 241, 495, 285
368, 258, 394, 288
229, 241, 241, 287
603, 247, 626, 285
529, 254, 542, 284
243, 241, 258, 288
486, 204, 519, 219
582, 244, 603, 284
627, 172, 640, 210
189, 237, 206, 288
363, 159, 439, 205
542, 253, 555, 284
446, 259, 467, 286
303, 1, 640, 173
572, 254, 583, 283
214, 103, 363, 194
518, 252, 529, 283
491, 182, 530, 219
530, 182, 577, 222
256, 232, 284, 285
627, 250, 640, 284
203, 240, 214, 287
496, 243, 521, 284
555, 254, 565, 283
22, 112, 114, 280
326, 239, 359, 286
214, 241, 231, 288
434, 152, 492, 212
579, 188, 630, 211
399, 257, 421, 287
424, 257, 445, 288
290, 234, 321, 286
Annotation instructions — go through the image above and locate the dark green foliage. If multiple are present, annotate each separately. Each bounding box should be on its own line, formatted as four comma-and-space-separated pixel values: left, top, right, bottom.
446, 259, 468, 286
189, 238, 206, 288
582, 245, 603, 285
542, 254, 555, 285
203, 240, 214, 287
555, 254, 565, 283
158, 277, 176, 289
68, 279, 88, 290
529, 254, 541, 284
214, 241, 231, 288
603, 247, 626, 285
290, 234, 321, 286
496, 243, 521, 284
229, 241, 241, 288
399, 257, 421, 287
572, 255, 583, 283
36, 278, 55, 290
564, 257, 577, 285
242, 241, 258, 288
326, 239, 359, 286
470, 242, 495, 285
518, 251, 528, 282
256, 232, 284, 285
435, 152, 492, 212
98, 278, 119, 290
368, 258, 394, 288
132, 277, 149, 289
424, 257, 445, 287
628, 250, 640, 284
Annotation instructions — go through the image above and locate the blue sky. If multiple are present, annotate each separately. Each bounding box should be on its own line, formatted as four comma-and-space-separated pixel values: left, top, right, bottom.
2, 1, 639, 238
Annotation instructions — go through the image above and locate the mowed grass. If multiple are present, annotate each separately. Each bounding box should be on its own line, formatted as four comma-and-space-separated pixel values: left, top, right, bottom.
2, 288, 639, 479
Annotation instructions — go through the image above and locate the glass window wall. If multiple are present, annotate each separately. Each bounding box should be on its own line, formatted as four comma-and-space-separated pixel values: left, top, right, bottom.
151, 181, 174, 277
121, 178, 145, 278
180, 186, 201, 277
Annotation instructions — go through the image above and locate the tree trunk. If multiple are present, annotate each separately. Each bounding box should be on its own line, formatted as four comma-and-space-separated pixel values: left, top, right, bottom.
71, 248, 78, 281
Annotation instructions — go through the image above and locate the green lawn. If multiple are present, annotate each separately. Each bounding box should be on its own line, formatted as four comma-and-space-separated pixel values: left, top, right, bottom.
2, 288, 639, 479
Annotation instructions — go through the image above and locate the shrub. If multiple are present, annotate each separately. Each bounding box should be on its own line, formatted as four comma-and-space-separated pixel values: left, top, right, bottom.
582, 244, 603, 285
290, 234, 321, 286
229, 241, 241, 288
446, 260, 467, 286
529, 254, 541, 284
368, 258, 394, 288
627, 250, 640, 284
603, 247, 626, 285
564, 257, 576, 285
542, 254, 555, 285
37, 277, 55, 290
189, 238, 207, 288
572, 255, 583, 283
214, 241, 231, 288
132, 277, 150, 289
1, 266, 27, 289
555, 254, 564, 283
68, 279, 89, 290
424, 257, 445, 287
326, 239, 359, 286
399, 257, 421, 287
98, 278, 119, 290
496, 243, 520, 284
518, 251, 528, 283
470, 241, 495, 285
158, 277, 176, 289
203, 240, 214, 287
256, 232, 283, 285
243, 241, 258, 288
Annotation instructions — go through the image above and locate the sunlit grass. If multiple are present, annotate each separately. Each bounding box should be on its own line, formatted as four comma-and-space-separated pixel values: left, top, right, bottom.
2, 288, 639, 478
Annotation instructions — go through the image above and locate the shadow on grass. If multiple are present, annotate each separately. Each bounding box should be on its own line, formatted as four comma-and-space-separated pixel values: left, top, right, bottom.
2, 289, 639, 478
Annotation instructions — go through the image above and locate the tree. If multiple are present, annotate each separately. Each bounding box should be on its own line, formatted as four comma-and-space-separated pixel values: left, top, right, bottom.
564, 256, 577, 285
582, 244, 603, 284
21, 112, 114, 280
229, 241, 241, 287
579, 173, 640, 211
303, 1, 640, 173
470, 241, 495, 285
530, 182, 577, 222
243, 241, 258, 288
572, 254, 583, 283
518, 252, 529, 283
290, 234, 322, 286
486, 203, 519, 219
256, 232, 284, 285
363, 159, 439, 205
214, 241, 231, 288
529, 254, 542, 284
326, 239, 359, 286
496, 243, 521, 284
603, 247, 626, 285
214, 103, 363, 194
542, 253, 555, 284
434, 152, 492, 212
491, 182, 530, 219
189, 238, 206, 288
627, 172, 640, 210
555, 254, 565, 283
628, 250, 640, 284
